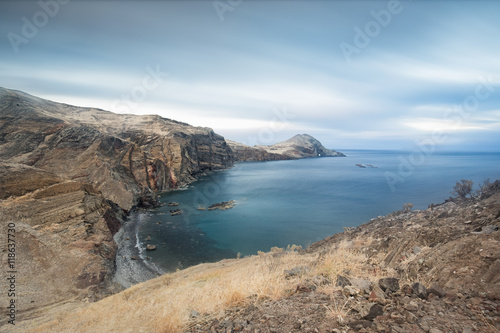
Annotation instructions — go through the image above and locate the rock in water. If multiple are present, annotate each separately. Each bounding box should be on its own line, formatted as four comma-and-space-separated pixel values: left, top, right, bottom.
146, 244, 156, 251
170, 209, 182, 216
208, 200, 236, 210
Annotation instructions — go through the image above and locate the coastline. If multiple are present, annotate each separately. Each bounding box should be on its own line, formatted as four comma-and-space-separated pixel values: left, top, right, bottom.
112, 210, 164, 288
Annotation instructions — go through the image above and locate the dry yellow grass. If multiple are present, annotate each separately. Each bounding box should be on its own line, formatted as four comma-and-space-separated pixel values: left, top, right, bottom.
18, 249, 313, 333
12, 241, 377, 333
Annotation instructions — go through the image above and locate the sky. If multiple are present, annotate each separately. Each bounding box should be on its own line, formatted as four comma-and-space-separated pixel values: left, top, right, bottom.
1, 0, 499, 151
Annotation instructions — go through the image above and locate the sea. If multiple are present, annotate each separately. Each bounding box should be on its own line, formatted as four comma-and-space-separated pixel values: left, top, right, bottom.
121, 150, 500, 278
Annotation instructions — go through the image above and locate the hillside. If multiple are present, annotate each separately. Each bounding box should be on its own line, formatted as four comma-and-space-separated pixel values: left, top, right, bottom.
0, 87, 233, 312
228, 134, 345, 161
5, 181, 500, 333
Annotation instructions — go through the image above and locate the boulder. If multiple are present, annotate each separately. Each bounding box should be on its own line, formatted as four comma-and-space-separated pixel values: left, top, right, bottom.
336, 274, 352, 287
359, 303, 384, 320
378, 277, 400, 292
368, 285, 386, 302
412, 282, 428, 299
284, 266, 309, 278
472, 225, 498, 234
401, 284, 413, 296
428, 284, 446, 298
350, 278, 372, 294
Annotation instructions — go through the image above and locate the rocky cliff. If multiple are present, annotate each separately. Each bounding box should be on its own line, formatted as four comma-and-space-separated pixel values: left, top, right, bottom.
0, 87, 234, 311
228, 134, 345, 161
226, 140, 293, 162
0, 87, 234, 211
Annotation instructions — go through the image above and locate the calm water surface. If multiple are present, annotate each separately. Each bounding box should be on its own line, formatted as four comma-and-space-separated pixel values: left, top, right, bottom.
134, 150, 500, 272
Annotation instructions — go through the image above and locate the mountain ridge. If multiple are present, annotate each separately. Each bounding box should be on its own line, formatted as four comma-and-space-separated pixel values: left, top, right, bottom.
228, 133, 345, 161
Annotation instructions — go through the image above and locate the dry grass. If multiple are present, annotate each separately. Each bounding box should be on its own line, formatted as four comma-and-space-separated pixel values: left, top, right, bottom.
22, 249, 314, 333
15, 240, 380, 333
323, 298, 350, 324
313, 239, 385, 284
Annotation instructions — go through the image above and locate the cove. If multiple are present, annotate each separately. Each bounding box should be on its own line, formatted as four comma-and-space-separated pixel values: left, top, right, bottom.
133, 150, 500, 274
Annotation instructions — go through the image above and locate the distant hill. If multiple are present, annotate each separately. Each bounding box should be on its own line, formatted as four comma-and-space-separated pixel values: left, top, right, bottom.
228, 134, 345, 161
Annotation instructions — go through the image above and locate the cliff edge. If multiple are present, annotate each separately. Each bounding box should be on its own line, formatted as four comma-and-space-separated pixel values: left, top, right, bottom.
228, 134, 345, 161
0, 87, 234, 313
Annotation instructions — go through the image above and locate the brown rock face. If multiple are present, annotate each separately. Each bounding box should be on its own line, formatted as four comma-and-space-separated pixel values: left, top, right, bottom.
0, 180, 124, 308
0, 87, 234, 312
0, 87, 234, 210
226, 140, 293, 162
227, 134, 344, 162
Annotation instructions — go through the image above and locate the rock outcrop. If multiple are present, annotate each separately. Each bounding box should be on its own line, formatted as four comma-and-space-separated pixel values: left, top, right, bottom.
308, 180, 500, 299
0, 180, 125, 308
0, 87, 234, 211
228, 134, 344, 161
226, 140, 293, 162
0, 87, 234, 312
208, 200, 236, 210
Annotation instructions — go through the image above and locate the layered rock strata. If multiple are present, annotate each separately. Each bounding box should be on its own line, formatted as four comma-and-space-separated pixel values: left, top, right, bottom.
0, 87, 234, 311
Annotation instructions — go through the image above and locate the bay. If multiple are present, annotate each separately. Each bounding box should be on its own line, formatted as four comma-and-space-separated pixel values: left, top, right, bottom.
135, 150, 500, 273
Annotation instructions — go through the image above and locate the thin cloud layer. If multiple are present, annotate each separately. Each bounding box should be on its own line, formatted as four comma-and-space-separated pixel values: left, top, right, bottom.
1, 0, 499, 151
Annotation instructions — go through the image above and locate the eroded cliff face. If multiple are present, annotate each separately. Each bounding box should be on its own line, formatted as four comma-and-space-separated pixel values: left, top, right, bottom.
0, 87, 234, 210
0, 87, 234, 312
0, 180, 124, 309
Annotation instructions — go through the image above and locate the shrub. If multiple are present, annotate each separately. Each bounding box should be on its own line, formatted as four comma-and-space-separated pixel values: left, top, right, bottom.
475, 178, 492, 198
451, 179, 474, 199
402, 202, 413, 213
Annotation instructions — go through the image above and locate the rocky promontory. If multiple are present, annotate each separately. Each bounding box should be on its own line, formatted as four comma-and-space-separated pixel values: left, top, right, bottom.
0, 87, 233, 312
228, 134, 345, 161
0, 87, 233, 211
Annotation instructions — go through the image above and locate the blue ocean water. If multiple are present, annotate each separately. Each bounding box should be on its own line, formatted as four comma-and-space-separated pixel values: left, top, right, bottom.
135, 150, 500, 272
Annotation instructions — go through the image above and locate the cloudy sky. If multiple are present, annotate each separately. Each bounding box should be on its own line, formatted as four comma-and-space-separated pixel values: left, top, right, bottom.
1, 0, 499, 150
